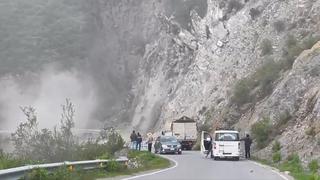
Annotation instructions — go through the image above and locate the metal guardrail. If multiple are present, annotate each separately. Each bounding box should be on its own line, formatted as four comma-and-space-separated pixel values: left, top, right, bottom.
0, 157, 128, 180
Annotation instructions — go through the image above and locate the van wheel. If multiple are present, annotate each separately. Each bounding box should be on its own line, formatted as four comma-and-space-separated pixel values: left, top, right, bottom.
214, 157, 219, 160
234, 157, 240, 161
178, 151, 182, 155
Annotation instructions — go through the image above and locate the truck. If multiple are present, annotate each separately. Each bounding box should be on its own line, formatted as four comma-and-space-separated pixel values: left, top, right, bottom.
170, 116, 197, 150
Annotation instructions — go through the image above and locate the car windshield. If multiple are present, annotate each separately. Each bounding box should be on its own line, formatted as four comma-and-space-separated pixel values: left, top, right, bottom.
160, 136, 178, 143
215, 133, 239, 141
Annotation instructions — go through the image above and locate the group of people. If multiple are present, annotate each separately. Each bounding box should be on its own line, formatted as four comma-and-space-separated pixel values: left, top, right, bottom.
130, 130, 154, 152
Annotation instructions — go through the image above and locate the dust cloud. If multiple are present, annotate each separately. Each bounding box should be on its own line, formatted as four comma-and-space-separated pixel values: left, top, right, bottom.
0, 64, 98, 130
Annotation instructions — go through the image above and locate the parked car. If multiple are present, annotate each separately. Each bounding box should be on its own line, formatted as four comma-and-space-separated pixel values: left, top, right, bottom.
154, 135, 182, 154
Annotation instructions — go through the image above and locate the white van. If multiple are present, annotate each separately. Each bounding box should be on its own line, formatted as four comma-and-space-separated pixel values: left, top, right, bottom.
201, 130, 240, 161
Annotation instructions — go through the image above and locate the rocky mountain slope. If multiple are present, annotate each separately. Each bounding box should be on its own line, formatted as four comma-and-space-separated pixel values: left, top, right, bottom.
122, 0, 320, 163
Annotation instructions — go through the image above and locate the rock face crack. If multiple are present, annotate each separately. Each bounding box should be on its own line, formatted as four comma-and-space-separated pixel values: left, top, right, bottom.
221, 21, 230, 42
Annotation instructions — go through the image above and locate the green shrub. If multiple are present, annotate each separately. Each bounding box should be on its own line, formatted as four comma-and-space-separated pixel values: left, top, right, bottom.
75, 141, 111, 161
278, 154, 315, 180
305, 127, 316, 137
25, 168, 50, 180
309, 66, 320, 77
50, 166, 73, 179
282, 34, 320, 70
105, 129, 125, 155
280, 154, 303, 173
302, 35, 320, 49
128, 151, 170, 170
0, 153, 29, 170
272, 151, 281, 163
231, 79, 253, 105
275, 111, 292, 130
106, 160, 121, 172
22, 167, 108, 180
254, 60, 281, 96
286, 35, 298, 48
283, 44, 303, 69
251, 117, 272, 149
309, 160, 319, 173
231, 60, 281, 106
249, 8, 261, 20
272, 141, 281, 153
261, 39, 273, 56
287, 154, 300, 163
10, 99, 125, 164
310, 173, 320, 180
273, 20, 286, 33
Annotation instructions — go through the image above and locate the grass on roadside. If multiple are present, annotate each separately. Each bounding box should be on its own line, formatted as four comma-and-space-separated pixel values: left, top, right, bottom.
18, 150, 170, 180
253, 154, 320, 180
105, 150, 171, 177
0, 153, 41, 170
20, 167, 108, 180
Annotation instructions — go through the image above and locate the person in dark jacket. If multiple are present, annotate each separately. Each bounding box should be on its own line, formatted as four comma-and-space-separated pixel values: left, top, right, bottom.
241, 134, 253, 159
205, 136, 213, 158
136, 132, 143, 151
130, 130, 137, 150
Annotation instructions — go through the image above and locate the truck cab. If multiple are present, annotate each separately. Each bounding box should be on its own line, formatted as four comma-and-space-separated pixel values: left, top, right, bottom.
201, 130, 240, 161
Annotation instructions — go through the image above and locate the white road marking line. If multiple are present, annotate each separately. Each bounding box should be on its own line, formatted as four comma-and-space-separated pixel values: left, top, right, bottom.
122, 155, 178, 180
250, 161, 290, 180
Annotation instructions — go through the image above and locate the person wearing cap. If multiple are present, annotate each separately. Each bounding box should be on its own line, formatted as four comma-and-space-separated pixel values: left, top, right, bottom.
147, 132, 153, 152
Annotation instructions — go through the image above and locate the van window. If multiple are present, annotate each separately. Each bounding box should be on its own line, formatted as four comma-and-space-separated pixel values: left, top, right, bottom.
215, 133, 239, 141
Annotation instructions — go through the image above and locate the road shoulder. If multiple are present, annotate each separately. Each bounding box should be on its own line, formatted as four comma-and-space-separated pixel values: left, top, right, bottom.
249, 160, 294, 180
97, 154, 177, 180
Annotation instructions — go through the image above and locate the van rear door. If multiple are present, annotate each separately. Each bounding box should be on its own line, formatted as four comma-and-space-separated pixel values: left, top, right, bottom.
223, 141, 239, 155
214, 132, 239, 155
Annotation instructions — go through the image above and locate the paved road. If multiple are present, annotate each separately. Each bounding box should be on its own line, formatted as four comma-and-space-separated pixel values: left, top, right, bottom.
123, 151, 287, 180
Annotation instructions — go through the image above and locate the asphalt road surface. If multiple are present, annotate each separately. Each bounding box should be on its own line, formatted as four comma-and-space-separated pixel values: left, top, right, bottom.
123, 151, 288, 180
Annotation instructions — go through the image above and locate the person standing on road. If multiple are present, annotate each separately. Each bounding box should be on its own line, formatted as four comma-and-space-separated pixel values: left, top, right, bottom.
241, 134, 253, 159
206, 136, 213, 158
147, 132, 153, 152
130, 130, 137, 150
136, 132, 143, 151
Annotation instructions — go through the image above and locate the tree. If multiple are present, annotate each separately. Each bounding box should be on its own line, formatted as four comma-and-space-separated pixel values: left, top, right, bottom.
60, 99, 75, 150
98, 127, 124, 155
11, 106, 38, 159
11, 99, 77, 162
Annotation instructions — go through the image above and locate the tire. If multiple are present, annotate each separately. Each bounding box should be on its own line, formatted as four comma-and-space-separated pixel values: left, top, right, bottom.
159, 148, 163, 154
214, 157, 219, 160
234, 157, 240, 161
178, 151, 182, 155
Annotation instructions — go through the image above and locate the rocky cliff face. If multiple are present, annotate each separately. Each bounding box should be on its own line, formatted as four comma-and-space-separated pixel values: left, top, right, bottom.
123, 0, 320, 163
